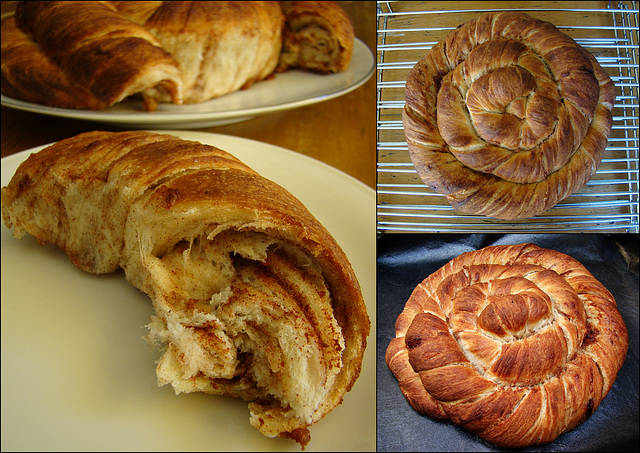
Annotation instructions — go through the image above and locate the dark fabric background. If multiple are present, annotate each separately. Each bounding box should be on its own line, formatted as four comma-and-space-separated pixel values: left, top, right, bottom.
376, 233, 639, 452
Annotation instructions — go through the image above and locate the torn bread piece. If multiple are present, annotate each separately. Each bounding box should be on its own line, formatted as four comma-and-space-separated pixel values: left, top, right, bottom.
1, 130, 370, 448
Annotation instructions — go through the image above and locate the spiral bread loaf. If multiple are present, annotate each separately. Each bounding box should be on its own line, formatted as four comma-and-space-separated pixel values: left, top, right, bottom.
385, 243, 628, 448
1, 131, 370, 448
1, 1, 355, 112
402, 12, 616, 219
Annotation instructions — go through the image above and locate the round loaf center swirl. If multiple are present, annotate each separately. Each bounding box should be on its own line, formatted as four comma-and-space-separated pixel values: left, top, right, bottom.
406, 264, 586, 387
436, 38, 592, 184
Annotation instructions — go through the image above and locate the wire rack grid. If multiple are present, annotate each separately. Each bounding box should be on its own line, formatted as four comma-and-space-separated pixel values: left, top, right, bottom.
376, 1, 639, 233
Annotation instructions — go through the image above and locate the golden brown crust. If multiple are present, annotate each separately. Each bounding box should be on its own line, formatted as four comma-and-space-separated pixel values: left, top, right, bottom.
0, 17, 106, 109
4, 1, 183, 110
402, 12, 615, 219
277, 1, 354, 73
385, 243, 628, 448
1, 130, 370, 446
113, 1, 285, 103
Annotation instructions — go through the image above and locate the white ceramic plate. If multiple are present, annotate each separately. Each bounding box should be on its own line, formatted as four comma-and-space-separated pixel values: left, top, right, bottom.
0, 39, 374, 129
0, 131, 376, 452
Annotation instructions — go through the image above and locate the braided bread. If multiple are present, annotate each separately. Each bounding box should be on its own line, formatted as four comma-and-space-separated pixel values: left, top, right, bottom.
111, 1, 285, 106
385, 243, 628, 448
1, 1, 356, 112
1, 130, 370, 448
1, 1, 183, 110
403, 12, 616, 219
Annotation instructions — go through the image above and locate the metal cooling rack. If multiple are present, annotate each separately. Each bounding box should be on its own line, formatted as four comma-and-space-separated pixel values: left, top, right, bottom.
376, 1, 639, 233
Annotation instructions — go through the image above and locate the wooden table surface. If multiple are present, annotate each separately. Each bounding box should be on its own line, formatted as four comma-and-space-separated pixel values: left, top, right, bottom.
0, 1, 376, 190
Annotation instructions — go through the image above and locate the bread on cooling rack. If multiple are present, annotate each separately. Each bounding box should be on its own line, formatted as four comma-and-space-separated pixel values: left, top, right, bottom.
1, 1, 355, 111
386, 243, 628, 448
402, 11, 616, 219
1, 130, 370, 449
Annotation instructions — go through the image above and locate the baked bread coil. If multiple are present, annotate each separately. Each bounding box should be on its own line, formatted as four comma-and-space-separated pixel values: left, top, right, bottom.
385, 243, 628, 448
402, 12, 616, 219
277, 1, 355, 73
2, 1, 355, 112
112, 1, 285, 105
2, 1, 183, 110
1, 131, 370, 448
